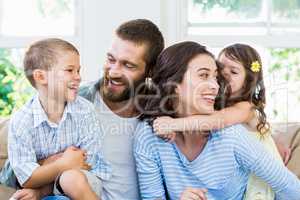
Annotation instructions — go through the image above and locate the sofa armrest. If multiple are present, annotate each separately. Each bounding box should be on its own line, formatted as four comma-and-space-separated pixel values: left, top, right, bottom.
0, 118, 9, 169
0, 184, 16, 199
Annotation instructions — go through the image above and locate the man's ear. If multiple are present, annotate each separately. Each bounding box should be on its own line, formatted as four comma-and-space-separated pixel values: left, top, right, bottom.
33, 69, 48, 85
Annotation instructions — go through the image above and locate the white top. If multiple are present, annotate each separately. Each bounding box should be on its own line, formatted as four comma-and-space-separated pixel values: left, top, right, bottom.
94, 91, 140, 200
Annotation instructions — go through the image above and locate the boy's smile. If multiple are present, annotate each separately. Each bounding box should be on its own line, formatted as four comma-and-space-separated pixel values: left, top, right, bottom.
46, 51, 81, 103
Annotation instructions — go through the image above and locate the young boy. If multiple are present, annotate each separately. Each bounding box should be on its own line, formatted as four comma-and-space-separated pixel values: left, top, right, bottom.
7, 38, 111, 200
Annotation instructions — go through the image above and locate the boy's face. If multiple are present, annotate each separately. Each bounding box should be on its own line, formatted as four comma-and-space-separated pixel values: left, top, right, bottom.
46, 51, 81, 103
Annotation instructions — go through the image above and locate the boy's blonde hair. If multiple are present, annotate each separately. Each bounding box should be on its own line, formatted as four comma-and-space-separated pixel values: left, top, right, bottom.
24, 38, 79, 87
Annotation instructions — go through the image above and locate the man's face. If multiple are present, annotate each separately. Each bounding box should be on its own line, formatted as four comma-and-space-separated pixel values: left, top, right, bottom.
102, 35, 147, 102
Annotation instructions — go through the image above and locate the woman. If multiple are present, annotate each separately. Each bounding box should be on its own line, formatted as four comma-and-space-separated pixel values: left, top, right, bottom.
134, 41, 300, 200
152, 43, 284, 200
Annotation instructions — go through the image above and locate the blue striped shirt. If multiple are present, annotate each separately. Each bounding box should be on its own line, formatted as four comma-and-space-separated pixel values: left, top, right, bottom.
134, 121, 300, 200
8, 95, 111, 185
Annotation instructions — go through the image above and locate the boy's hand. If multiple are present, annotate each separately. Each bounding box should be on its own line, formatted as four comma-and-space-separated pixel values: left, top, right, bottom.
12, 189, 41, 200
153, 116, 177, 142
180, 187, 208, 200
38, 152, 63, 165
57, 146, 91, 171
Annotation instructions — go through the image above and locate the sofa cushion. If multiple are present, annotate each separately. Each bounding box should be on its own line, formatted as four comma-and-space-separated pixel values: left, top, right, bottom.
0, 118, 9, 169
271, 122, 300, 179
287, 128, 300, 179
271, 122, 300, 146
0, 184, 15, 199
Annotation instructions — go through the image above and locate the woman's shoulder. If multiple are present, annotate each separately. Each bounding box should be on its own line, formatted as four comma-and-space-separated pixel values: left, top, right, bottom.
134, 120, 158, 142
216, 124, 248, 134
213, 124, 251, 141
134, 120, 163, 153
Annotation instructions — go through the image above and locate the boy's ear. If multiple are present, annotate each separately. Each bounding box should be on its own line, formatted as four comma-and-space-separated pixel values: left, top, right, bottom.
32, 69, 48, 85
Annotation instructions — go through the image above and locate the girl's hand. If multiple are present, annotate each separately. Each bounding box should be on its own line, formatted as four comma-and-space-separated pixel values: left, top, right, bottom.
153, 116, 176, 135
180, 187, 208, 200
274, 137, 291, 165
153, 116, 177, 142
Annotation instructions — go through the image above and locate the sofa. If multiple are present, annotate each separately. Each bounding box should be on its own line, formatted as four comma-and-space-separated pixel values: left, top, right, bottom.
1, 118, 300, 199
272, 122, 300, 179
0, 118, 16, 199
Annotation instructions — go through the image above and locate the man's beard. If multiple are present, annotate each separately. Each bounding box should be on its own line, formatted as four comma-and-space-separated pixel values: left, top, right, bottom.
101, 75, 145, 102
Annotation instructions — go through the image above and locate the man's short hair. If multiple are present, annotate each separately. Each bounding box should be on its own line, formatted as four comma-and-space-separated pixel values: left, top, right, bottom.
116, 19, 164, 75
24, 38, 79, 87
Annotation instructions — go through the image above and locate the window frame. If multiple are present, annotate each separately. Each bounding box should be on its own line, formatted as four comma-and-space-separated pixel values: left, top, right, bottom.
173, 0, 300, 122
0, 0, 83, 49
177, 0, 300, 48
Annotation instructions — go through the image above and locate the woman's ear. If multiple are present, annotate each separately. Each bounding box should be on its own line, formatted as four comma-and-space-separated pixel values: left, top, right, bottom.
33, 69, 48, 85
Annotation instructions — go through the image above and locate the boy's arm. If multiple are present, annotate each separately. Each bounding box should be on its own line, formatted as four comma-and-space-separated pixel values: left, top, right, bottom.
22, 146, 89, 188
154, 101, 253, 134
8, 124, 89, 189
38, 152, 63, 166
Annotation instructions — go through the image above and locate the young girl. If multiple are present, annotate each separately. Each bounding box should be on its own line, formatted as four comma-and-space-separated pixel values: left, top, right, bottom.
153, 43, 283, 200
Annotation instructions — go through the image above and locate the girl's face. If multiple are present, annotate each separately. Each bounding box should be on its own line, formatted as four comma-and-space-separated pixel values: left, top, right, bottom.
176, 54, 219, 116
219, 53, 246, 98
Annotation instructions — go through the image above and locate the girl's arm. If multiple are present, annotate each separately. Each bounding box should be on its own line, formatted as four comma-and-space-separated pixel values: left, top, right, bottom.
154, 101, 253, 135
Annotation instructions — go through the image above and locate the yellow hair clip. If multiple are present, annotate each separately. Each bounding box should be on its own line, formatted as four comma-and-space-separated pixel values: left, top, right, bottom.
251, 61, 261, 72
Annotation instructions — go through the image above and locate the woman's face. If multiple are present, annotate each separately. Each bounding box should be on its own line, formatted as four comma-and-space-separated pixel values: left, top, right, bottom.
219, 53, 246, 98
176, 54, 219, 116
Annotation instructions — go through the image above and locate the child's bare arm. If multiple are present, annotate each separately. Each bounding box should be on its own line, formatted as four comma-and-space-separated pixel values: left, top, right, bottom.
23, 146, 90, 188
154, 101, 253, 134
38, 152, 63, 166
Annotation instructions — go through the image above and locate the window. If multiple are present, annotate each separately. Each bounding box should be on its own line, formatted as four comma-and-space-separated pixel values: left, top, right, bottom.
0, 0, 81, 116
180, 0, 300, 122
266, 48, 300, 122
1, 0, 76, 36
0, 48, 32, 116
187, 0, 300, 37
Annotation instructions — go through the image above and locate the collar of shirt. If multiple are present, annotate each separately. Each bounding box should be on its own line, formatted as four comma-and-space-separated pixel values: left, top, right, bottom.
31, 95, 74, 128
210, 129, 221, 140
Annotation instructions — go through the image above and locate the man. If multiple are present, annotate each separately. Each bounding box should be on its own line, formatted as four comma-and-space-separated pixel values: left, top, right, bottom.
79, 19, 164, 200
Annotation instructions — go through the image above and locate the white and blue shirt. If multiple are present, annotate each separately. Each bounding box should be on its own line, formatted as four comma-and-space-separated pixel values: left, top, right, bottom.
134, 122, 300, 200
8, 95, 111, 185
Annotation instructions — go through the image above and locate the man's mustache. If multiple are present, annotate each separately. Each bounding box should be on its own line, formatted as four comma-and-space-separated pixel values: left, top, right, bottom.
104, 76, 130, 86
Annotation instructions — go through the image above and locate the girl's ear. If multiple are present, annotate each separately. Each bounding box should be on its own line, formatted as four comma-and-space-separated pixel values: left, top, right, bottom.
33, 69, 48, 85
